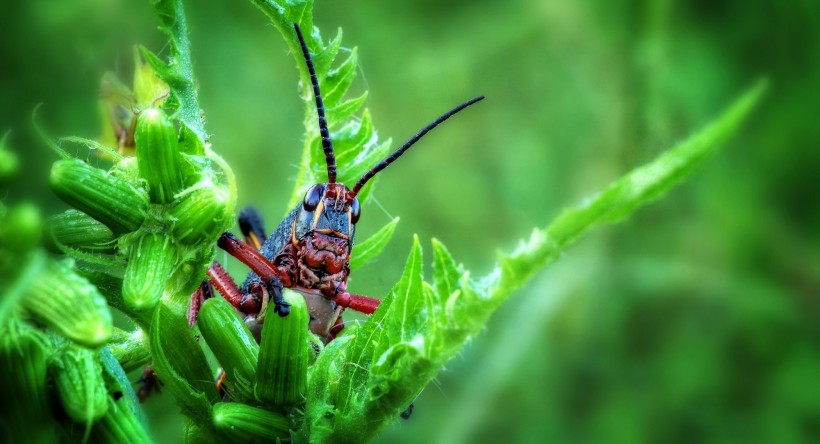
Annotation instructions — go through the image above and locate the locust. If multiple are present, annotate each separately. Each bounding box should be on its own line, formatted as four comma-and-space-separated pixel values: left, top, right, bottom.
188, 23, 483, 342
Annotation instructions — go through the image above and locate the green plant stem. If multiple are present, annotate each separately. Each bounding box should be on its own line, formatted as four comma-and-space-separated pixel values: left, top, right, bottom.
148, 0, 205, 141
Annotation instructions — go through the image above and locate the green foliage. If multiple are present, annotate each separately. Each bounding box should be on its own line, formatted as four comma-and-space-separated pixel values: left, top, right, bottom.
49, 336, 109, 425
2, 0, 234, 440
142, 0, 205, 143
249, 0, 394, 208
0, 0, 770, 442
301, 81, 766, 441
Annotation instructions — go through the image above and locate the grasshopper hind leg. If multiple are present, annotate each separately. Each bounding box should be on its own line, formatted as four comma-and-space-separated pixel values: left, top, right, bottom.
185, 204, 274, 328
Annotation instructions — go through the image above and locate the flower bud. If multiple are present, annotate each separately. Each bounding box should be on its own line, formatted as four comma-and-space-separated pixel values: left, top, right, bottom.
212, 402, 290, 442
197, 297, 259, 401
21, 258, 112, 347
50, 341, 108, 423
255, 289, 310, 406
0, 319, 57, 443
122, 232, 176, 311
50, 158, 147, 234
134, 108, 185, 203
44, 209, 115, 253
169, 184, 231, 245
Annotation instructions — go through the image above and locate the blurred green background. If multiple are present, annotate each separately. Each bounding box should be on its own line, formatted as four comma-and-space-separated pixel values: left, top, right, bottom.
2, 0, 819, 442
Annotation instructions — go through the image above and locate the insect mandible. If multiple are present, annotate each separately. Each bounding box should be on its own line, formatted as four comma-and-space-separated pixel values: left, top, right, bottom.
189, 23, 483, 342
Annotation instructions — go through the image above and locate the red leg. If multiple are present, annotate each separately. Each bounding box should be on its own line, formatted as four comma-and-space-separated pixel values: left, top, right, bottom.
188, 260, 251, 327
188, 259, 264, 327
206, 261, 243, 309
188, 280, 212, 327
217, 232, 290, 316
217, 232, 280, 283
331, 292, 381, 315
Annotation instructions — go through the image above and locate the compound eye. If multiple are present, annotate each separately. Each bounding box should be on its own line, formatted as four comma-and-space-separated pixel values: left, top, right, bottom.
303, 184, 325, 212
349, 197, 361, 224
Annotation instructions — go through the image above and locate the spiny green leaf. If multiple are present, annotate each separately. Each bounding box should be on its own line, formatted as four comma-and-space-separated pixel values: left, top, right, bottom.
431, 238, 461, 307
313, 80, 767, 441
327, 91, 368, 128
247, 0, 394, 211
313, 28, 343, 80
493, 79, 768, 300
304, 237, 425, 439
380, 236, 425, 348
147, 0, 205, 141
323, 49, 358, 106
333, 110, 375, 166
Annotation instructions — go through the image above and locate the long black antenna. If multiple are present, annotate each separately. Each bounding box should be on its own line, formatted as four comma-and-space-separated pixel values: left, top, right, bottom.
348, 95, 485, 198
294, 23, 337, 183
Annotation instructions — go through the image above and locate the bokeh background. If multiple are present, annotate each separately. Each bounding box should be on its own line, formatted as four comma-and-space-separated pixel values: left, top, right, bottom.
2, 0, 819, 442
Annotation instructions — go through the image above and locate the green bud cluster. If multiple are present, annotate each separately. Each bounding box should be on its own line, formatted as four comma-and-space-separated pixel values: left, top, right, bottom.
48, 107, 235, 313
134, 108, 185, 203
1, 135, 152, 442
50, 158, 148, 235
123, 232, 177, 311
195, 289, 313, 417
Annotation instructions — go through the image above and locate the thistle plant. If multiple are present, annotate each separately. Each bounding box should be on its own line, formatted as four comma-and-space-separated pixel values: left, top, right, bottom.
0, 0, 766, 442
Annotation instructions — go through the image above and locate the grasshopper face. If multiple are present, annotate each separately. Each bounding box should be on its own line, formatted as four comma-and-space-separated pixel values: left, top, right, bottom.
288, 182, 360, 299
294, 182, 360, 247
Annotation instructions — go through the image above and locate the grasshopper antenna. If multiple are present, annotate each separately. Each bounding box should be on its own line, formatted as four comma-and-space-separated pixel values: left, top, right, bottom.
294, 23, 337, 183
348, 95, 485, 199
